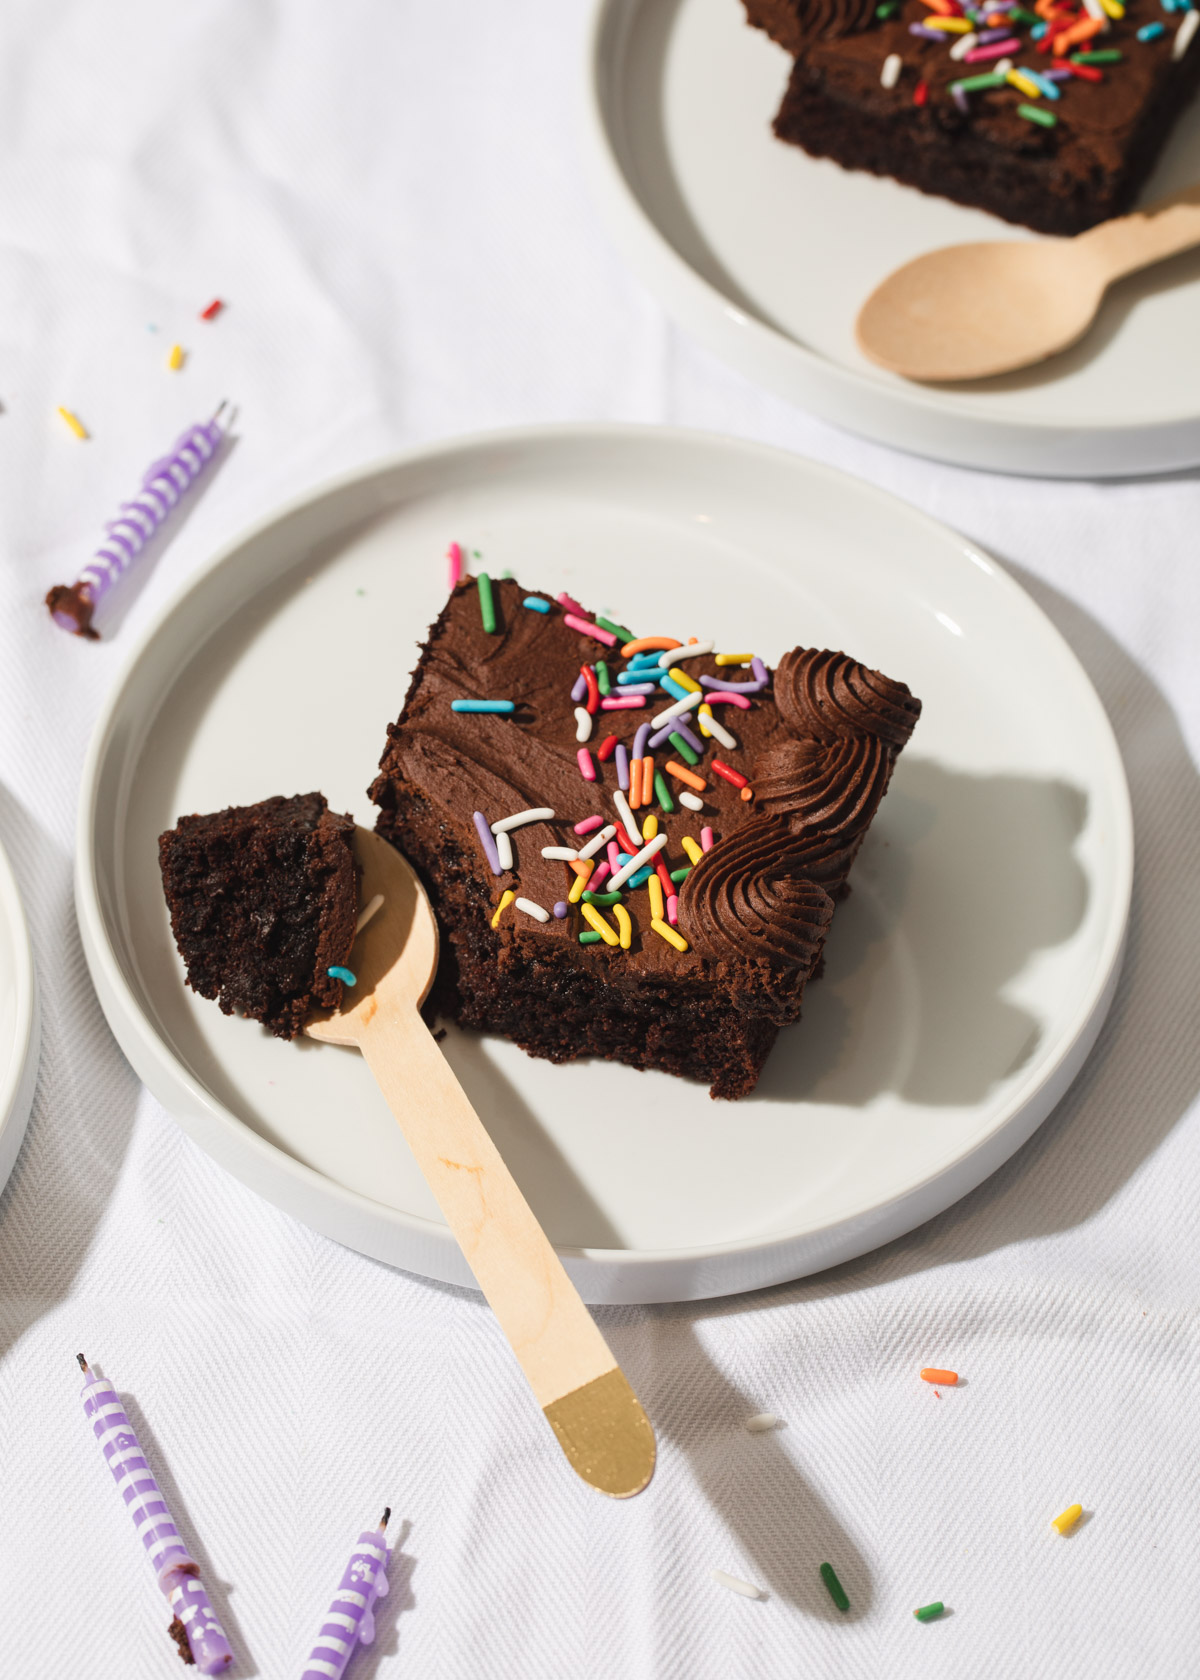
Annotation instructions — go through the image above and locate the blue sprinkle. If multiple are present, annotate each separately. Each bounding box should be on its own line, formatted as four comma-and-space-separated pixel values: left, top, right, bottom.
523, 596, 551, 613
659, 675, 691, 702
327, 966, 357, 986
1030, 19, 1048, 35
629, 651, 665, 670
1030, 70, 1061, 96
451, 699, 515, 713
627, 865, 654, 888
1138, 19, 1166, 34
617, 669, 662, 686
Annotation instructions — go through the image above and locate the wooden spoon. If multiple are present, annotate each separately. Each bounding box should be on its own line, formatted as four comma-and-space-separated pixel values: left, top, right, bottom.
855, 184, 1200, 383
306, 828, 656, 1498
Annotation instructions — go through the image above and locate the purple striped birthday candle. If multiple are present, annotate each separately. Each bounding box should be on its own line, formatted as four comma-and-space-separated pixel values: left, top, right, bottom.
303, 1511, 392, 1680
46, 406, 227, 639
78, 1355, 233, 1673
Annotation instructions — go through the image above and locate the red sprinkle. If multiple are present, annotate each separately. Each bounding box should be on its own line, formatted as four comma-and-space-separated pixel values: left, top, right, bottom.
913, 79, 929, 106
655, 859, 674, 900
1066, 59, 1103, 78
711, 759, 748, 790
581, 664, 600, 715
199, 298, 224, 320
615, 823, 640, 855
597, 733, 618, 762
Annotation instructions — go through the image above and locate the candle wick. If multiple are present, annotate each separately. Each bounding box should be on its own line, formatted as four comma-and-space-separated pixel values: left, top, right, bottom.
379, 1507, 391, 1531
76, 1352, 89, 1373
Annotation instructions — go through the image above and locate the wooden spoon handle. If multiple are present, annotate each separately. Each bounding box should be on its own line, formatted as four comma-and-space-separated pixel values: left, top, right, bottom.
357, 1006, 655, 1495
1079, 183, 1200, 283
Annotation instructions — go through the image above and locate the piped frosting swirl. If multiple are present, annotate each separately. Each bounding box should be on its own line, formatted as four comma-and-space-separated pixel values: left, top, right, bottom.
752, 733, 892, 840
773, 648, 922, 748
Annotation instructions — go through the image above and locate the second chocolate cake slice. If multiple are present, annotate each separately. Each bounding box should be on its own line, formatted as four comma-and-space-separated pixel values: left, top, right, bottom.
370, 576, 920, 1099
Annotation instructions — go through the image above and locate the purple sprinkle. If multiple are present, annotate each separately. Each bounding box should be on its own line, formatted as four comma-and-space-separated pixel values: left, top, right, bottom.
977, 26, 1012, 40
473, 811, 502, 876
670, 720, 705, 754
553, 901, 569, 919
615, 743, 630, 791
633, 722, 652, 758
952, 84, 970, 111
570, 671, 588, 704
647, 721, 678, 749
617, 682, 657, 695
1043, 65, 1072, 78
699, 670, 768, 694
909, 21, 945, 36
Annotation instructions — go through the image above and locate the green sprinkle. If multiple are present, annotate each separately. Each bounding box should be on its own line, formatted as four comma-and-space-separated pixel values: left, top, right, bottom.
583, 890, 624, 906
669, 867, 690, 883
1017, 102, 1057, 126
595, 616, 633, 641
477, 572, 497, 633
951, 72, 1006, 90
1072, 47, 1121, 61
472, 549, 482, 558
355, 588, 366, 596
596, 660, 611, 697
914, 1602, 945, 1622
1010, 5, 1040, 20
875, 0, 900, 15
654, 771, 676, 813
499, 568, 513, 579
579, 930, 602, 944
668, 731, 699, 766
819, 1563, 850, 1613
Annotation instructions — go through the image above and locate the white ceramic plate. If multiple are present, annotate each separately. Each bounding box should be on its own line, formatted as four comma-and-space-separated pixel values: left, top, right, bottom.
585, 0, 1200, 477
76, 425, 1131, 1303
0, 834, 38, 1199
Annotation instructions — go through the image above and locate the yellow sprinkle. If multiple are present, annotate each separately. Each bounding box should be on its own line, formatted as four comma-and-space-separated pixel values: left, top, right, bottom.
668, 666, 702, 694
714, 653, 752, 666
1099, 0, 1123, 14
490, 889, 515, 930
926, 13, 973, 26
642, 814, 659, 840
648, 873, 664, 920
681, 836, 703, 867
568, 860, 594, 904
697, 709, 713, 738
1007, 69, 1041, 96
613, 903, 632, 949
57, 406, 88, 440
581, 902, 619, 946
1052, 1503, 1083, 1535
167, 343, 186, 371
651, 917, 688, 953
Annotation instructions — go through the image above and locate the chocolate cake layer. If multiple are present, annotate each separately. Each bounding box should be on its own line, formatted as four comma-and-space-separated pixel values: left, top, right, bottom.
160, 792, 358, 1039
370, 577, 920, 1098
746, 0, 1200, 235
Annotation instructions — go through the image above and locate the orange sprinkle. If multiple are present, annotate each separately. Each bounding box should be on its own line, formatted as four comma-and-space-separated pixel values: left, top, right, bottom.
568, 858, 592, 878
920, 1367, 959, 1386
620, 636, 680, 657
629, 760, 642, 810
642, 755, 655, 806
1056, 15, 1101, 44
924, 0, 958, 13
666, 761, 706, 793
740, 786, 754, 802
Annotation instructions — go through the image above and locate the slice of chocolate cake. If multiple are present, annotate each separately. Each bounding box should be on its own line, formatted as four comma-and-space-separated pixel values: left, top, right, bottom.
746, 0, 1200, 237
160, 792, 359, 1039
369, 577, 920, 1099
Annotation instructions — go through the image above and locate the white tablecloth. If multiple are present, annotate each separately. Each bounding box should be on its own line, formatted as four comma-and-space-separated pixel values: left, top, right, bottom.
2, 4, 1199, 1675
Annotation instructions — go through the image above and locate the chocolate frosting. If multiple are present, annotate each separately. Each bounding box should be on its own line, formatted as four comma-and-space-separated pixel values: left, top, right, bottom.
679, 815, 835, 1002
752, 732, 892, 837
774, 647, 921, 748
789, 0, 877, 45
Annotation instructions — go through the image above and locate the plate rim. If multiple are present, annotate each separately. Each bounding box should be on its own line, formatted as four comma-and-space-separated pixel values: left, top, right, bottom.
0, 834, 39, 1194
74, 421, 1134, 1300
582, 0, 1200, 478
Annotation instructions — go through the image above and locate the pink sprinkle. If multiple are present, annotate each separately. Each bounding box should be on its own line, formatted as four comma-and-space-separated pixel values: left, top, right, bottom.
557, 591, 586, 615
574, 815, 604, 836
600, 696, 646, 710
607, 840, 621, 874
666, 894, 679, 926
964, 35, 1018, 57
577, 748, 596, 782
701, 826, 714, 852
707, 691, 752, 710
447, 541, 463, 591
589, 860, 611, 890
564, 612, 617, 648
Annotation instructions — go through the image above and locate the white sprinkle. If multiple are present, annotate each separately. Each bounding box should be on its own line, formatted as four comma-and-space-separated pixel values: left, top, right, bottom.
650, 690, 703, 729
1081, 0, 1109, 24
745, 1413, 780, 1432
574, 705, 593, 743
355, 893, 384, 934
515, 897, 550, 923
881, 52, 901, 88
492, 807, 556, 834
678, 790, 704, 812
949, 30, 978, 58
577, 823, 616, 861
612, 789, 642, 846
711, 1569, 764, 1600
656, 639, 714, 669
1174, 8, 1198, 57
608, 832, 668, 891
541, 846, 579, 861
698, 708, 737, 750
994, 55, 1013, 74
496, 830, 514, 871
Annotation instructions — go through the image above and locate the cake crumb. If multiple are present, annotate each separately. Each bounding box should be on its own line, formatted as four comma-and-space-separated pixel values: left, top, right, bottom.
168, 1618, 195, 1665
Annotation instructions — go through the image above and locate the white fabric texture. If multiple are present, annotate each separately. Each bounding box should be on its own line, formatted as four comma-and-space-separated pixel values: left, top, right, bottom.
1, 3, 1199, 1675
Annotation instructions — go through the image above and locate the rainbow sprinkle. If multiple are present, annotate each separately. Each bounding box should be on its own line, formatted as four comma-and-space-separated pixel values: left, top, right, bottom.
326, 966, 356, 986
